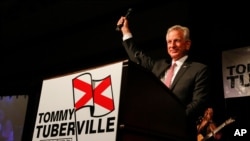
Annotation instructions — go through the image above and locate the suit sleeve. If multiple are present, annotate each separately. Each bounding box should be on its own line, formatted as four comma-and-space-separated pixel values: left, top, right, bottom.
122, 38, 155, 70
186, 65, 211, 119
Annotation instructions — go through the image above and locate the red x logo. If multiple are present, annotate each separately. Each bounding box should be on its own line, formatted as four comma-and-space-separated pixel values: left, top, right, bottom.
73, 75, 114, 116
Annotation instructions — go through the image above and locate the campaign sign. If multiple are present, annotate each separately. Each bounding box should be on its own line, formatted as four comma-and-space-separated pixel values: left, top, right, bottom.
222, 46, 250, 98
32, 61, 124, 141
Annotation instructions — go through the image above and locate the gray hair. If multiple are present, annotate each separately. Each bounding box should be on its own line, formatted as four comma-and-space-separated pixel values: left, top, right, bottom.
166, 25, 190, 41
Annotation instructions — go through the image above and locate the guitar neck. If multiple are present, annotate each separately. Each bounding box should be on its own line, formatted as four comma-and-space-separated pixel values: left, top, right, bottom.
202, 118, 235, 141
213, 122, 226, 134
202, 122, 226, 141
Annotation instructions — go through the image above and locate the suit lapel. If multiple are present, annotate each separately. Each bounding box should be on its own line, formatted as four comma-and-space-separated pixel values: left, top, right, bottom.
170, 61, 191, 89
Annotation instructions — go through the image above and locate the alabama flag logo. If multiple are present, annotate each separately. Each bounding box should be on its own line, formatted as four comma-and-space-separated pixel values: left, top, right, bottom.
73, 73, 114, 117
32, 60, 124, 141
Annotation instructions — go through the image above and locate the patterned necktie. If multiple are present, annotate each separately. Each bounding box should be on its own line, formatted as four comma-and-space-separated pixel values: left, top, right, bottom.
165, 63, 176, 88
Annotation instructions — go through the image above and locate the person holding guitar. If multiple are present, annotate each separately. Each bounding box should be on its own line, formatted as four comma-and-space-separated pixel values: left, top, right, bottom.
196, 107, 222, 141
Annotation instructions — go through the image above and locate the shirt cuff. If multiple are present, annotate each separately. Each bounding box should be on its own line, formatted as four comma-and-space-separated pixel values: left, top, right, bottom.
122, 33, 133, 41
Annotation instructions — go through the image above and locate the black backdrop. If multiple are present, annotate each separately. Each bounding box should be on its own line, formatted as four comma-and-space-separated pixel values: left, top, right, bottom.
1, 1, 250, 141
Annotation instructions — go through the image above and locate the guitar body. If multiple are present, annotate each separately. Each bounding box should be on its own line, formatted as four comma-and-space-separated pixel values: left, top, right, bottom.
197, 133, 204, 141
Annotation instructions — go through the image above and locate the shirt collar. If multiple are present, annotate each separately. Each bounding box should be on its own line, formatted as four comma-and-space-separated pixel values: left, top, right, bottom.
172, 55, 188, 66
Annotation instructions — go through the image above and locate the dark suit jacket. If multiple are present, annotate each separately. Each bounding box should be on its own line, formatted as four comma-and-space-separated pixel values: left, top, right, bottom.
122, 38, 211, 120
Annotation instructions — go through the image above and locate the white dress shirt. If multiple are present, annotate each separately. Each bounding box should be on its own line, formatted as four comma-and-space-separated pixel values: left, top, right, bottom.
161, 55, 188, 84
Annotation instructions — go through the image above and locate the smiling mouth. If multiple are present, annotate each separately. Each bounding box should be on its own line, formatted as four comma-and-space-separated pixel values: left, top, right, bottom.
170, 50, 178, 53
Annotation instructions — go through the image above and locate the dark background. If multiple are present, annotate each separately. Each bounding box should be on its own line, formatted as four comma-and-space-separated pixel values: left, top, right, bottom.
1, 0, 250, 140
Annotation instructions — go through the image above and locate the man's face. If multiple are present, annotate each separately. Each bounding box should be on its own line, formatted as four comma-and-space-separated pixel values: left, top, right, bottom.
166, 30, 191, 61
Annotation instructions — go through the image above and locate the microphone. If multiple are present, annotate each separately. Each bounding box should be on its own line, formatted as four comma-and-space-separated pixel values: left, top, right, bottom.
116, 8, 132, 31
196, 116, 203, 125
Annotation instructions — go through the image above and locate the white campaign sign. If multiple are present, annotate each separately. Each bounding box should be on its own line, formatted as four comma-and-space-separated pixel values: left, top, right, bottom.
222, 46, 250, 98
32, 61, 124, 141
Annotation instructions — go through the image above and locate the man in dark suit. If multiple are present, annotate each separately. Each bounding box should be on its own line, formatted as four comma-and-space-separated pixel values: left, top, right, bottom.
117, 16, 211, 141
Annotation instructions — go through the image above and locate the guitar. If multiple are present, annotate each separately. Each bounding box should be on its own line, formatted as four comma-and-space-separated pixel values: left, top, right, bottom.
198, 117, 235, 141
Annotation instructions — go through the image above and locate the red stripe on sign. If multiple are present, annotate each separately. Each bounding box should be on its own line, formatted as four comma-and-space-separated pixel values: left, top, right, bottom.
73, 78, 93, 110
94, 76, 114, 111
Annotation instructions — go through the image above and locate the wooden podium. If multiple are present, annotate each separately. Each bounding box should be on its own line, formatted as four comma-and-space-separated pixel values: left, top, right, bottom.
116, 60, 188, 141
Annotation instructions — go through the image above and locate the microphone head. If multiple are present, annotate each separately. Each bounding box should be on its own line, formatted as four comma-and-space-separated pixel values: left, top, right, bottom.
125, 8, 133, 17
196, 116, 203, 124
127, 8, 132, 12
